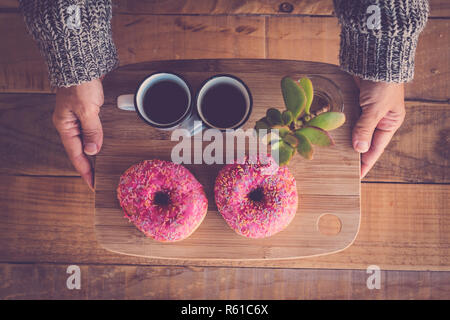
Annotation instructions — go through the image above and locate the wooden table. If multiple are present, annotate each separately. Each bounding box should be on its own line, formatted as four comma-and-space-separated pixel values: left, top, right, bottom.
0, 0, 449, 299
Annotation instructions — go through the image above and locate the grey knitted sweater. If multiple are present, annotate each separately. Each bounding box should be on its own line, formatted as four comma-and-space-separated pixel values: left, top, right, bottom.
19, 0, 429, 88
334, 0, 429, 83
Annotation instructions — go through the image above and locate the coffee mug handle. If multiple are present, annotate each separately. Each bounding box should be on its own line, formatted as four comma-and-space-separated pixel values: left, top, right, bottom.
117, 94, 135, 111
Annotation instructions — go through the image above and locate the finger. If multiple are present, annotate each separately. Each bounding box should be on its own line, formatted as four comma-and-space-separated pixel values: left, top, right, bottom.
352, 104, 385, 153
76, 108, 103, 156
54, 115, 95, 190
62, 132, 95, 190
360, 127, 396, 178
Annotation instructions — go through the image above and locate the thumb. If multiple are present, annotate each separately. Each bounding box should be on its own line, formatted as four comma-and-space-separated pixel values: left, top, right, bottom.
352, 104, 384, 153
77, 109, 103, 156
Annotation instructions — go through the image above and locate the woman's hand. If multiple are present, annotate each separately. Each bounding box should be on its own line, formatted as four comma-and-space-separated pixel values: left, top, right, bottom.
352, 76, 406, 178
53, 78, 104, 190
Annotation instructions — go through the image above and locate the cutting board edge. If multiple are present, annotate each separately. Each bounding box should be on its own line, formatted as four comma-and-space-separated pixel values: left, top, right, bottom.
111, 58, 344, 74
94, 58, 362, 263
93, 204, 361, 262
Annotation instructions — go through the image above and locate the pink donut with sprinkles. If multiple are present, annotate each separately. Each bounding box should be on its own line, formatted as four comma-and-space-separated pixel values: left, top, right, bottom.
117, 159, 208, 242
214, 155, 298, 238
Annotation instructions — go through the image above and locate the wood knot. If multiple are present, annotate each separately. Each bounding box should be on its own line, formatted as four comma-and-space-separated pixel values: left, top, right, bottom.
279, 2, 294, 13
235, 25, 257, 34
430, 68, 439, 74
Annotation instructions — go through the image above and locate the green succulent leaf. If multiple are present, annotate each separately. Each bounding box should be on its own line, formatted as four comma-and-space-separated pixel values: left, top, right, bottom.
255, 118, 270, 130
266, 108, 283, 126
271, 139, 295, 166
281, 110, 294, 126
298, 77, 314, 115
271, 125, 290, 138
294, 131, 314, 160
281, 77, 307, 119
306, 112, 345, 131
283, 133, 300, 148
295, 126, 334, 147
254, 118, 270, 138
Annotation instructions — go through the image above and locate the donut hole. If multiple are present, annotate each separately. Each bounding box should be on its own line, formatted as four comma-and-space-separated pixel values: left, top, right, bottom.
248, 187, 265, 203
153, 191, 170, 206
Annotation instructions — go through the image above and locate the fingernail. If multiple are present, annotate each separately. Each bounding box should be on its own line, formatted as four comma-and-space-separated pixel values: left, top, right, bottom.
354, 141, 369, 153
87, 180, 94, 192
84, 143, 98, 155
82, 172, 94, 192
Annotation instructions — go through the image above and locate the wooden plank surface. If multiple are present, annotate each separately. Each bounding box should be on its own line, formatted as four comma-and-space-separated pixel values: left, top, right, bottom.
1, 13, 448, 102
1, 175, 448, 271
2, 0, 448, 17
0, 13, 50, 93
111, 0, 450, 17
0, 0, 449, 299
1, 93, 447, 183
0, 93, 76, 176
365, 101, 450, 183
0, 13, 266, 93
1, 262, 449, 299
113, 15, 266, 64
95, 59, 361, 260
266, 17, 450, 102
112, 0, 336, 16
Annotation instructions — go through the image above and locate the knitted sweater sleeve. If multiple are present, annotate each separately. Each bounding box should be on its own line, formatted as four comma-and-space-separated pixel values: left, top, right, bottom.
19, 0, 119, 88
333, 0, 429, 83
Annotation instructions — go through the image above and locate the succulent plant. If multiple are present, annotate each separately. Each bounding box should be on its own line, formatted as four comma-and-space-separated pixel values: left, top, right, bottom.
255, 76, 346, 166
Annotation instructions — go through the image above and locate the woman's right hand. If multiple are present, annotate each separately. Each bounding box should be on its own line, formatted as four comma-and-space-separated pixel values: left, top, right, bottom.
53, 78, 104, 191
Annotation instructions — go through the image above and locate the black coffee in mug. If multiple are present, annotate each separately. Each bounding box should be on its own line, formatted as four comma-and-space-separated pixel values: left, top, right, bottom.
143, 80, 189, 125
117, 72, 202, 136
200, 83, 247, 129
197, 75, 252, 130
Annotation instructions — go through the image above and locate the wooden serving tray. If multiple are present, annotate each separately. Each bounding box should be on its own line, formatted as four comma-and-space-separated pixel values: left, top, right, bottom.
95, 59, 361, 261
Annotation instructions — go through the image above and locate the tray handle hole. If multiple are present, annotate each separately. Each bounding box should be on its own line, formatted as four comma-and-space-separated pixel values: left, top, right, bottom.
317, 214, 342, 236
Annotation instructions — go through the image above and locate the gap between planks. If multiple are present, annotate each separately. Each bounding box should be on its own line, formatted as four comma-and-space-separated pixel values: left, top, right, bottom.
3, 173, 449, 187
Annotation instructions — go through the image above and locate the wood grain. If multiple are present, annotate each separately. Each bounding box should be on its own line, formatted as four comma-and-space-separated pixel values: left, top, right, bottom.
0, 13, 50, 93
0, 175, 448, 270
95, 59, 361, 260
364, 101, 450, 183
1, 94, 447, 182
266, 16, 340, 65
111, 0, 450, 17
0, 0, 448, 298
1, 262, 449, 299
0, 13, 266, 93
266, 17, 450, 102
1, 12, 448, 102
2, 0, 449, 17
0, 0, 19, 10
0, 93, 77, 176
412, 19, 450, 102
113, 15, 265, 64
112, 0, 336, 16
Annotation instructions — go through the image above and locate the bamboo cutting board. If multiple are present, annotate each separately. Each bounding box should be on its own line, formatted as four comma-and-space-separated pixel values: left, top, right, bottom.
95, 59, 361, 261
